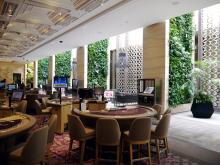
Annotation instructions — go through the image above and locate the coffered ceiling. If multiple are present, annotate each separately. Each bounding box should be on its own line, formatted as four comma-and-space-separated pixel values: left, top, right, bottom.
0, 0, 111, 59
0, 0, 219, 62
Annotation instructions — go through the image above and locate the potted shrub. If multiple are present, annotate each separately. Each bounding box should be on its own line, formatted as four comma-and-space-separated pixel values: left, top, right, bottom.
191, 91, 213, 118
183, 60, 218, 118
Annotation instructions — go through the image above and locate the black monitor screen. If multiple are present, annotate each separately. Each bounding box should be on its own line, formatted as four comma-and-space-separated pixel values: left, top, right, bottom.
78, 88, 93, 99
8, 84, 17, 91
11, 91, 23, 101
54, 77, 68, 88
0, 83, 5, 89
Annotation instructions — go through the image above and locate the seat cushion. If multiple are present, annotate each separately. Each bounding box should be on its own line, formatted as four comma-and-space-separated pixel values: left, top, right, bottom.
85, 127, 95, 137
9, 146, 23, 162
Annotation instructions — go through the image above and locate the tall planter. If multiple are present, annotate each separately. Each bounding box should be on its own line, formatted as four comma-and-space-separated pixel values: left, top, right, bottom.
191, 101, 214, 118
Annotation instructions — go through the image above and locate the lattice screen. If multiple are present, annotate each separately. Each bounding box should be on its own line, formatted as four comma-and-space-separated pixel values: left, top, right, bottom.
201, 5, 220, 107
116, 46, 143, 94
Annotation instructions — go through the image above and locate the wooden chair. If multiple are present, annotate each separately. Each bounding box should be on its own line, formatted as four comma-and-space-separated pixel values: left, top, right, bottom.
151, 114, 171, 163
96, 118, 121, 165
122, 117, 152, 165
47, 114, 57, 165
68, 114, 95, 165
35, 100, 52, 115
9, 126, 48, 165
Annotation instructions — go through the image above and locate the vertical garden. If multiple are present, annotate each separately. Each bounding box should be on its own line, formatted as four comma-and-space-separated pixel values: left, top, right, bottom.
88, 39, 108, 89
169, 13, 193, 106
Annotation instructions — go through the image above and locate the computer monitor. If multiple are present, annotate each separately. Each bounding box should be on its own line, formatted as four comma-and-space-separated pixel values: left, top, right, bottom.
11, 91, 23, 101
54, 76, 68, 88
0, 82, 5, 90
8, 84, 17, 91
78, 88, 93, 99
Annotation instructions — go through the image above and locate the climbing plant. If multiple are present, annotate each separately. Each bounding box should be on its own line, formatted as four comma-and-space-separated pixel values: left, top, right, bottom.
169, 13, 193, 106
38, 58, 48, 85
88, 39, 108, 89
55, 50, 71, 77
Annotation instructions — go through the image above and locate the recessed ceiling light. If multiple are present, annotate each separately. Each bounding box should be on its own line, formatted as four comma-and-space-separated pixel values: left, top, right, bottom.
59, 40, 63, 43
172, 1, 180, 5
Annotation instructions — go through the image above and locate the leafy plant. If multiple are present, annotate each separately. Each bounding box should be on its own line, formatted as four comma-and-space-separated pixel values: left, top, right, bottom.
169, 13, 193, 106
88, 39, 108, 89
26, 62, 34, 84
38, 58, 49, 85
55, 51, 71, 77
193, 91, 213, 103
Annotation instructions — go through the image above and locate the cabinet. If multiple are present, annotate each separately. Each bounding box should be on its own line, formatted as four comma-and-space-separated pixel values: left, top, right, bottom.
137, 79, 156, 106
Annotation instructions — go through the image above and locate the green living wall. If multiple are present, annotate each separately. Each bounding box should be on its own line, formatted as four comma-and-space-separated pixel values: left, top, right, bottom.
55, 50, 71, 77
38, 58, 48, 85
88, 39, 108, 88
169, 13, 193, 106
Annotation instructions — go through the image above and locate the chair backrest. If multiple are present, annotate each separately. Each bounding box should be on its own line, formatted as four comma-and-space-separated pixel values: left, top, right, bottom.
128, 117, 151, 142
35, 100, 42, 115
26, 94, 39, 114
17, 100, 27, 113
47, 114, 57, 144
152, 104, 162, 120
96, 118, 121, 146
68, 114, 86, 140
41, 97, 48, 109
155, 114, 171, 138
21, 126, 48, 164
164, 108, 171, 115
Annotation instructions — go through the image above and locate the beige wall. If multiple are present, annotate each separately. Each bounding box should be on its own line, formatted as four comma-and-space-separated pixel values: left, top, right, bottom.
143, 22, 169, 111
0, 61, 25, 84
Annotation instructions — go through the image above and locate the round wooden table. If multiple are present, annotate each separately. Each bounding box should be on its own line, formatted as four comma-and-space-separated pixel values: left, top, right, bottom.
73, 106, 156, 131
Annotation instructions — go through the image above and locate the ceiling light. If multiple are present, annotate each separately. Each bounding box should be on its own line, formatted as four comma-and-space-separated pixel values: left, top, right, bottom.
59, 40, 63, 43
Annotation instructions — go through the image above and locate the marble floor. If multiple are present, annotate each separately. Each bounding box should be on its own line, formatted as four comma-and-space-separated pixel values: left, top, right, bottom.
168, 111, 220, 165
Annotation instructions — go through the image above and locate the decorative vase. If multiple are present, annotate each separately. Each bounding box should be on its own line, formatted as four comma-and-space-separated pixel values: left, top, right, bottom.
191, 101, 214, 118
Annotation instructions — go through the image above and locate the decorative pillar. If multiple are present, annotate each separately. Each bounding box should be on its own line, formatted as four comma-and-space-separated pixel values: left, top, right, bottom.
48, 55, 55, 92
70, 49, 77, 87
24, 64, 27, 85
76, 46, 87, 88
143, 21, 169, 112
33, 60, 38, 88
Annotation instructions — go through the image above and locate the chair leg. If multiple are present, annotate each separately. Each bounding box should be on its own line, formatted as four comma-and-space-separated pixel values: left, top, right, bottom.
147, 142, 152, 165
68, 139, 73, 155
121, 139, 124, 162
96, 143, 99, 165
47, 145, 51, 165
156, 139, 160, 164
164, 138, 169, 157
138, 144, 142, 158
80, 141, 86, 165
129, 144, 133, 165
116, 145, 120, 165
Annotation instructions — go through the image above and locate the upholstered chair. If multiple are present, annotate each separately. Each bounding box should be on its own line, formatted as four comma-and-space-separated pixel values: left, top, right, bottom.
96, 118, 121, 165
16, 100, 27, 113
68, 114, 95, 165
152, 108, 171, 125
152, 104, 162, 120
41, 97, 49, 109
47, 114, 57, 165
122, 117, 152, 165
35, 100, 51, 115
9, 126, 48, 165
151, 114, 171, 163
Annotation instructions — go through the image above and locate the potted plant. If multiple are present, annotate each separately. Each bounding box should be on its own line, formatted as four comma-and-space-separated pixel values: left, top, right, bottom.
183, 60, 217, 118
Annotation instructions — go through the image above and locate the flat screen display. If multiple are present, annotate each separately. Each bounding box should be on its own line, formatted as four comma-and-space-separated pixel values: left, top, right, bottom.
54, 76, 68, 88
11, 91, 23, 101
8, 84, 17, 91
0, 83, 5, 89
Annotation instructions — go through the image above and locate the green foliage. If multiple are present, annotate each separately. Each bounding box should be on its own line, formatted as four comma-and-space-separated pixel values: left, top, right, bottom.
193, 91, 213, 103
26, 63, 34, 84
55, 51, 71, 77
169, 13, 193, 106
88, 39, 108, 89
38, 58, 48, 85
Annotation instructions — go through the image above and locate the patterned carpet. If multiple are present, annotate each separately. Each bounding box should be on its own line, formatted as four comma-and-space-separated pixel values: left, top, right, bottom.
48, 132, 199, 165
